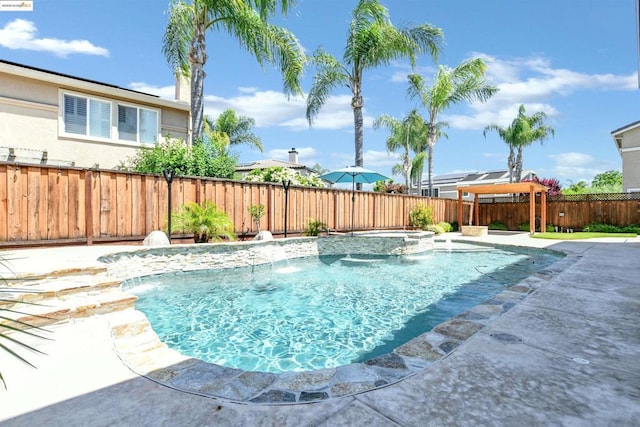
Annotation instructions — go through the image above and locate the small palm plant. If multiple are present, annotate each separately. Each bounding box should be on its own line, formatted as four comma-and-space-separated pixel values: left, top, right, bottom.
171, 201, 236, 243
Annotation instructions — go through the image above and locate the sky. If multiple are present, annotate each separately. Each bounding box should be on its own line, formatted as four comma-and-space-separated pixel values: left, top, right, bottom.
1, 0, 638, 188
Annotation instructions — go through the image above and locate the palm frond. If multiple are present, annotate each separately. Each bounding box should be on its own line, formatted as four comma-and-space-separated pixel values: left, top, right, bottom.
162, 0, 195, 77
306, 49, 350, 124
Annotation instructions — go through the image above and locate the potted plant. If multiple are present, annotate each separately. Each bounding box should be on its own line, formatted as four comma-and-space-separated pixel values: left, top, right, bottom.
171, 201, 236, 243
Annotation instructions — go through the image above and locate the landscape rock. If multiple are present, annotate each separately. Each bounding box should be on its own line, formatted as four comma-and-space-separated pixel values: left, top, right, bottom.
143, 230, 170, 246
254, 231, 274, 241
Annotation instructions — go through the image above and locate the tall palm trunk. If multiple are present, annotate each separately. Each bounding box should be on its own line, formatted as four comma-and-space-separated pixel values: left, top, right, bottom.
514, 145, 524, 183
403, 155, 411, 194
507, 144, 516, 183
403, 122, 412, 193
190, 18, 207, 142
414, 162, 424, 195
426, 127, 437, 197
352, 83, 364, 190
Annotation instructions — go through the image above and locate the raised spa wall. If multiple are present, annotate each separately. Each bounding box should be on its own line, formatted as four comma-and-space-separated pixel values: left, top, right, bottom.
99, 231, 435, 280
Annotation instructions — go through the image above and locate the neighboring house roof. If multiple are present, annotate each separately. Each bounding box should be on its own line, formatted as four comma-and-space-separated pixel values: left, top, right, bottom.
236, 159, 311, 172
431, 172, 470, 185
610, 119, 640, 154
0, 59, 189, 111
610, 119, 640, 136
420, 170, 536, 198
0, 59, 152, 96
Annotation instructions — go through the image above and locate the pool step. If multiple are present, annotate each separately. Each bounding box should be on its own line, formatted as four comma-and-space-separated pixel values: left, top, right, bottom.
0, 267, 134, 329
109, 309, 190, 373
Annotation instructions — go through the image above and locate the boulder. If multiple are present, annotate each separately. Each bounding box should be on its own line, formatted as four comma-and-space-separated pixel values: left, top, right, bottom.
143, 230, 170, 246
254, 231, 274, 241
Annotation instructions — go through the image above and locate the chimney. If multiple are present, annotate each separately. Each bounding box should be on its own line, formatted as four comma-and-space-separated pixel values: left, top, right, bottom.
288, 147, 299, 164
175, 74, 191, 103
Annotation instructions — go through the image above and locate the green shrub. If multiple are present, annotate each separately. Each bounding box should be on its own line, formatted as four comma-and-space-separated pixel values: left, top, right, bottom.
302, 218, 327, 236
621, 224, 640, 234
583, 223, 640, 234
437, 222, 453, 232
488, 220, 508, 230
450, 221, 459, 232
519, 222, 556, 232
172, 201, 236, 243
244, 166, 325, 187
124, 135, 238, 178
409, 204, 434, 230
427, 224, 445, 234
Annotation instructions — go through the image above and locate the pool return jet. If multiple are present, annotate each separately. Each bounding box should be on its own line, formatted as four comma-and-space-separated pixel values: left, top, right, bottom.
319, 166, 389, 236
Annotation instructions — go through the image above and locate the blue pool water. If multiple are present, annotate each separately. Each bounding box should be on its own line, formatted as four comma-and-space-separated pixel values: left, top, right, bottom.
123, 243, 561, 373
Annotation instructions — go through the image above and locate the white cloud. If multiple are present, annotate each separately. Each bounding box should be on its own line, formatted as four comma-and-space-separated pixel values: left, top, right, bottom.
199, 89, 374, 131
364, 150, 398, 167
389, 62, 436, 83
238, 86, 258, 93
0, 19, 108, 57
440, 53, 637, 130
267, 146, 317, 162
547, 152, 618, 184
126, 82, 376, 131
129, 82, 175, 99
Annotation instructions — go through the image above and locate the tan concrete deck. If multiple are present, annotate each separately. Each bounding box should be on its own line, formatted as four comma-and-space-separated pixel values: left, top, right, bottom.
1, 232, 639, 426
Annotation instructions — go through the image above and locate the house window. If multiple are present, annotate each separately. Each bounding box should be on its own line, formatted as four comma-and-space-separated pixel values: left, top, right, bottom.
63, 94, 111, 139
118, 104, 158, 144
61, 91, 160, 145
421, 188, 439, 197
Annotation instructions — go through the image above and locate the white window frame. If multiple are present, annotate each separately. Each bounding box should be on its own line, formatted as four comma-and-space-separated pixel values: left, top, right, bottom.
59, 90, 161, 146
60, 91, 112, 141
116, 102, 159, 145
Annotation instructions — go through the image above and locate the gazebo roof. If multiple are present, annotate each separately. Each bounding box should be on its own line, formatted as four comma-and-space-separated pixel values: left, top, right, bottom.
455, 182, 548, 195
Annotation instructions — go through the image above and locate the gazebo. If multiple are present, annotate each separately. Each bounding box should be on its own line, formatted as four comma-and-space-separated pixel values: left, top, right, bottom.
456, 182, 549, 235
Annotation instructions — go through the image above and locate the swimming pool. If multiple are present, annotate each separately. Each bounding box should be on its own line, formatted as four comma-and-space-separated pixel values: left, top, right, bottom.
123, 242, 562, 373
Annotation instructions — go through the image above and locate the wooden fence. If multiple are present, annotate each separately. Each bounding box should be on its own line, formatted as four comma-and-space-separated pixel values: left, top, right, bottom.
478, 197, 640, 230
0, 163, 469, 246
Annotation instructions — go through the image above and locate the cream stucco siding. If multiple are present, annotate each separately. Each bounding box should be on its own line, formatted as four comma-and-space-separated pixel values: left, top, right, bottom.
611, 121, 640, 192
0, 61, 190, 169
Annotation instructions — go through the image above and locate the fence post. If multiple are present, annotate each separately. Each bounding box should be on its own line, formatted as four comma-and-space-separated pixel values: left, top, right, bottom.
282, 180, 291, 238
163, 169, 174, 243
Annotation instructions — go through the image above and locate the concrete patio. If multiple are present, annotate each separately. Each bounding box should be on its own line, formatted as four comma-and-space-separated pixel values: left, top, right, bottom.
0, 232, 639, 426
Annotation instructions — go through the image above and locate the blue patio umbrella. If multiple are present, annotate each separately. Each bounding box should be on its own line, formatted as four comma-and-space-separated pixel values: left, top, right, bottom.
319, 166, 389, 235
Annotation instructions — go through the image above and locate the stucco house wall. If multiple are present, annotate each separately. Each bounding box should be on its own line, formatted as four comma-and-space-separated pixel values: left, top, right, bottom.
0, 60, 190, 169
611, 120, 640, 192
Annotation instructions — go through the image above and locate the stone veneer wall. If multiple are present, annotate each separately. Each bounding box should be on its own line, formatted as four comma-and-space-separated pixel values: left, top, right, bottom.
100, 232, 434, 280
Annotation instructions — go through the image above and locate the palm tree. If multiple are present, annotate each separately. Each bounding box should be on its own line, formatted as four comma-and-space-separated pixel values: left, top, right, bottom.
204, 109, 263, 152
163, 0, 305, 142
305, 0, 442, 189
373, 109, 427, 193
483, 121, 518, 184
484, 104, 554, 183
407, 58, 498, 196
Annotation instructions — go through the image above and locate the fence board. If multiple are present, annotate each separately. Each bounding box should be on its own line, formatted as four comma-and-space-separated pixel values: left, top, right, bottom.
0, 162, 502, 245
68, 169, 83, 238
46, 168, 60, 240
130, 175, 142, 236
480, 199, 640, 230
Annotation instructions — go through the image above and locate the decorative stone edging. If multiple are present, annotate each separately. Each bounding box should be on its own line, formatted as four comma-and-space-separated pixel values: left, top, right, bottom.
103, 238, 577, 405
